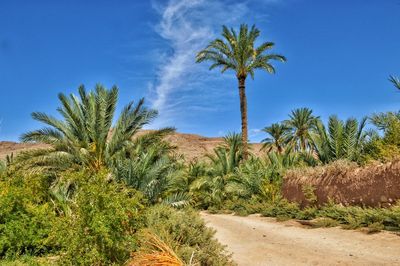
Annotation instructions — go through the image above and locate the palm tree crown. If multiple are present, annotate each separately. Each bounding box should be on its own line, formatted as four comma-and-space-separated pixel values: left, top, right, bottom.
20, 85, 161, 173
261, 123, 289, 154
196, 24, 286, 79
312, 116, 368, 163
284, 107, 319, 152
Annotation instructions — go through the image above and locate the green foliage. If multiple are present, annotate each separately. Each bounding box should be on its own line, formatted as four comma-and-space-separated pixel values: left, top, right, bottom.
207, 132, 243, 176
266, 150, 301, 170
227, 157, 282, 202
364, 114, 400, 162
370, 111, 400, 132
53, 171, 144, 265
259, 199, 400, 231
144, 205, 233, 266
189, 134, 288, 211
312, 116, 369, 163
284, 107, 319, 152
261, 123, 289, 153
301, 185, 317, 206
0, 160, 6, 177
0, 175, 55, 259
112, 129, 179, 204
261, 199, 301, 220
190, 134, 244, 208
363, 139, 400, 162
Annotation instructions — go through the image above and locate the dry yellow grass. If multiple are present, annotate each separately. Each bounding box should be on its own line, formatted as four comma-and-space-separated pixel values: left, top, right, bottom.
128, 231, 184, 266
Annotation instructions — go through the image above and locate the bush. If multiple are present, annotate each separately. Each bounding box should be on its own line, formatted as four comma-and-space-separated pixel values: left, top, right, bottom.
143, 205, 233, 266
0, 175, 56, 259
53, 171, 144, 265
261, 199, 301, 220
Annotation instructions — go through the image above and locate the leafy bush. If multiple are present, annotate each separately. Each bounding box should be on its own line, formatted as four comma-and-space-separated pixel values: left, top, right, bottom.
143, 205, 233, 266
261, 199, 301, 220
53, 171, 144, 265
0, 175, 56, 259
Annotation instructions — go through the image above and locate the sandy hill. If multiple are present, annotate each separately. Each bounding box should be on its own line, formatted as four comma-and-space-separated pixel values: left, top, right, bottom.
0, 132, 263, 161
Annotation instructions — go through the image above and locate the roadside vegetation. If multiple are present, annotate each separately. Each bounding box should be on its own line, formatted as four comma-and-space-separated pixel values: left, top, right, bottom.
1, 21, 400, 264
0, 85, 232, 265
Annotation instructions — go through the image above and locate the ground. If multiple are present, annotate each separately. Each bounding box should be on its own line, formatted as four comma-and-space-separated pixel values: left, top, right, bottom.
201, 212, 400, 266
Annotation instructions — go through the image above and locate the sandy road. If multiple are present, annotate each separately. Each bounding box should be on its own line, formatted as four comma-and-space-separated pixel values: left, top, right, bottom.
201, 213, 400, 266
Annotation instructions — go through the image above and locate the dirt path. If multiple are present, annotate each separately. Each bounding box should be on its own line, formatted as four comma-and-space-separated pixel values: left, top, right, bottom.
201, 213, 400, 266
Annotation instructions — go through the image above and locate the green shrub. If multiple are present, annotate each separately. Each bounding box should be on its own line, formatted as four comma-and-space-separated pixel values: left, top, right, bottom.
296, 206, 318, 220
364, 222, 384, 234
301, 185, 317, 206
144, 205, 233, 266
0, 175, 56, 259
261, 199, 301, 219
54, 171, 144, 265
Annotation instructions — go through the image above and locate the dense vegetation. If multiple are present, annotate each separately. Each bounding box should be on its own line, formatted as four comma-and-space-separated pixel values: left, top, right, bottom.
0, 85, 232, 265
2, 79, 400, 264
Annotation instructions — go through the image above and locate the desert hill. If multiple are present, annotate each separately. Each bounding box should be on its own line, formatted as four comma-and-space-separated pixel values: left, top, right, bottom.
0, 131, 264, 161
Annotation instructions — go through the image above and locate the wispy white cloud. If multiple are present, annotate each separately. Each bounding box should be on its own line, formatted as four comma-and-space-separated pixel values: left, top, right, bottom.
147, 0, 285, 129
148, 0, 249, 127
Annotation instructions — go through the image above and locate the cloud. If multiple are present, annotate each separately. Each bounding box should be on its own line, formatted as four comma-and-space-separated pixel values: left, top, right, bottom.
148, 0, 250, 127
147, 0, 285, 130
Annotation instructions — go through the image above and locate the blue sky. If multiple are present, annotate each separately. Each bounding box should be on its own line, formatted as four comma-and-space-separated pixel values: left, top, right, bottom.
1, 0, 400, 142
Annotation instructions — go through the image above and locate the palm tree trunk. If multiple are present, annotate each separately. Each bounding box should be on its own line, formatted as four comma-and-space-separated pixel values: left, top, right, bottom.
238, 77, 249, 160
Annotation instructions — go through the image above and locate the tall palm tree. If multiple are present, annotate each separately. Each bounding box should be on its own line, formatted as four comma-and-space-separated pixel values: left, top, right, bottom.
196, 24, 286, 159
19, 84, 171, 174
261, 123, 289, 154
389, 75, 400, 90
284, 107, 319, 152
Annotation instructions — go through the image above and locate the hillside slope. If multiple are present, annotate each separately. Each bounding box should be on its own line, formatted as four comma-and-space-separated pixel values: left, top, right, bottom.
0, 132, 263, 161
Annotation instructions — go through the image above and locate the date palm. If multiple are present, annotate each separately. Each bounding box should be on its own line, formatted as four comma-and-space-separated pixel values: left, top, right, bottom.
207, 132, 243, 176
312, 116, 369, 163
19, 85, 171, 174
261, 123, 289, 154
196, 24, 286, 159
284, 107, 319, 152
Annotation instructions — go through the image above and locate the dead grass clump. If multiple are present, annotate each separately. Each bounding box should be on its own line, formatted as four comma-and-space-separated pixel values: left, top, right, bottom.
128, 230, 184, 266
285, 160, 359, 182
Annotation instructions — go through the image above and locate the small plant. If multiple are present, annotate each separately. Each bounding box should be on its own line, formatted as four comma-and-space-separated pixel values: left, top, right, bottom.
364, 222, 384, 234
302, 184, 317, 206
313, 217, 339, 228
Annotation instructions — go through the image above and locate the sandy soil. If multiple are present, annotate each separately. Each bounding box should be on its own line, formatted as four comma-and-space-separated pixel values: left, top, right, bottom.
201, 213, 400, 266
